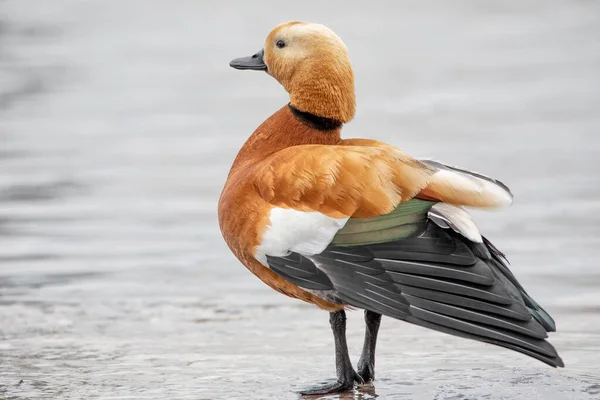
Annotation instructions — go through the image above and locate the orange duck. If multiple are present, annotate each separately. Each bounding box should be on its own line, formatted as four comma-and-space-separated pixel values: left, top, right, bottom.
219, 21, 563, 395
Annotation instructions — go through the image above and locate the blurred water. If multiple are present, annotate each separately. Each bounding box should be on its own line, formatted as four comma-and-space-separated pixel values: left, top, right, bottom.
1, 1, 600, 399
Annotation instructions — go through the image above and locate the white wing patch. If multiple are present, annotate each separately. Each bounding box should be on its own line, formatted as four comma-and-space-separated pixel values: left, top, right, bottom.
255, 207, 349, 265
428, 203, 483, 243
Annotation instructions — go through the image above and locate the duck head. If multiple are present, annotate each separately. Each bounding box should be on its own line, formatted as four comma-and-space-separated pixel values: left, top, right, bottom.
230, 21, 355, 123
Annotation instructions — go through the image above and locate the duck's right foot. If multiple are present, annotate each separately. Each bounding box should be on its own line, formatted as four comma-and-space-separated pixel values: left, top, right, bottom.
357, 357, 375, 383
299, 310, 365, 395
356, 310, 382, 383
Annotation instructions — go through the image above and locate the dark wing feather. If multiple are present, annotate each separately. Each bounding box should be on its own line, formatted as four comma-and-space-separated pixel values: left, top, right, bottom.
313, 248, 411, 320
266, 252, 333, 291
482, 236, 557, 332
265, 221, 563, 368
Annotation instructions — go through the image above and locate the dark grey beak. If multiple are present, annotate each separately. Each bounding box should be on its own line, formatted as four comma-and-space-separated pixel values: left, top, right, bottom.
229, 49, 267, 71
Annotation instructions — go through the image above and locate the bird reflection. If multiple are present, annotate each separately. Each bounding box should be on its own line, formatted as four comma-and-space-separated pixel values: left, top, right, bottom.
300, 383, 377, 400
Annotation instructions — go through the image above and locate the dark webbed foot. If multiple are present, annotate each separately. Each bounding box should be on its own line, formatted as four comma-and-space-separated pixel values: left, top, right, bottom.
299, 310, 363, 395
357, 359, 375, 383
299, 371, 364, 395
357, 310, 382, 382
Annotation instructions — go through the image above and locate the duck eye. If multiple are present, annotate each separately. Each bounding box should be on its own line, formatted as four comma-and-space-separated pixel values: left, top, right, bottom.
276, 40, 286, 49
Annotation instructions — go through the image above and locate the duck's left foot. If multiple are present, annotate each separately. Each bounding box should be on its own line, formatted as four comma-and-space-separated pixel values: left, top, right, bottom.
299, 370, 364, 395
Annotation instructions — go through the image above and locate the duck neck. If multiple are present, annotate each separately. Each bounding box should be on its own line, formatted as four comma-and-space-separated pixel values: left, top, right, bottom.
287, 61, 356, 123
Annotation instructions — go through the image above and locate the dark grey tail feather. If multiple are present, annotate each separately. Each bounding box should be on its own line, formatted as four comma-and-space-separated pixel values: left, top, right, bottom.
490, 257, 557, 332
404, 294, 548, 339
482, 236, 557, 332
406, 315, 564, 368
482, 236, 509, 264
390, 231, 562, 367
406, 301, 557, 359
400, 285, 532, 322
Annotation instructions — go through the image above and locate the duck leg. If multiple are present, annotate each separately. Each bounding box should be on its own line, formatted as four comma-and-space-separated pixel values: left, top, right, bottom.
299, 310, 363, 395
357, 310, 382, 382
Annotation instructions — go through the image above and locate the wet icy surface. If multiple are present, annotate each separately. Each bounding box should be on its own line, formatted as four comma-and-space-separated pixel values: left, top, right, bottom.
1, 1, 600, 399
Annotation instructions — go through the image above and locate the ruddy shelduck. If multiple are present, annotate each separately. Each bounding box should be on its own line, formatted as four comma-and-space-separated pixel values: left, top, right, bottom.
219, 21, 563, 394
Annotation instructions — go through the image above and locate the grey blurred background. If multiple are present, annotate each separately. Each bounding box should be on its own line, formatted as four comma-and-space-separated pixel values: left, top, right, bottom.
1, 1, 599, 399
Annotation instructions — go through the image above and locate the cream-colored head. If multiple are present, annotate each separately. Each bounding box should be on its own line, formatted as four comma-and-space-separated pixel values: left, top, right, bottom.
230, 22, 355, 123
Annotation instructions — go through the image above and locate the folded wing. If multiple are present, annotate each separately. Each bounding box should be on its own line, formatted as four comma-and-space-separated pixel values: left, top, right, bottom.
265, 200, 563, 367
